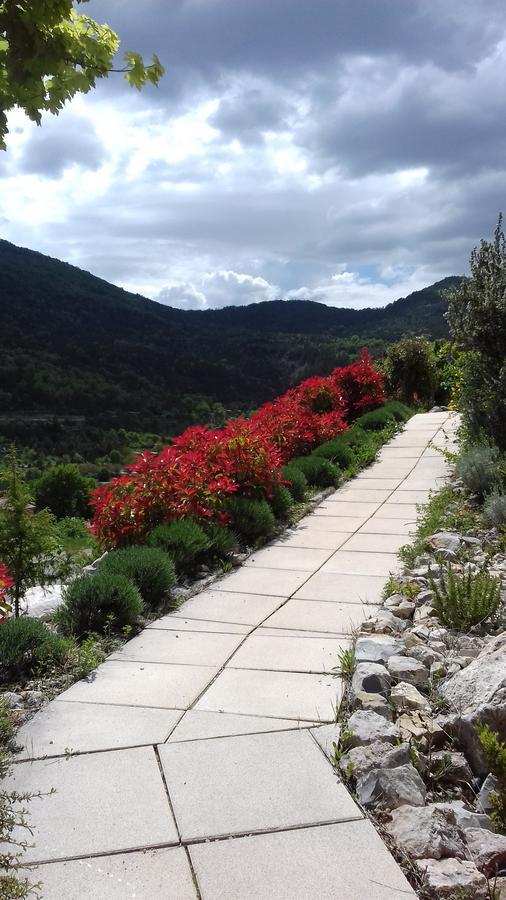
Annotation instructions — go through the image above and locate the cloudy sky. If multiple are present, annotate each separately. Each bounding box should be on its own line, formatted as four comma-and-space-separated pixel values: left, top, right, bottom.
1, 0, 505, 309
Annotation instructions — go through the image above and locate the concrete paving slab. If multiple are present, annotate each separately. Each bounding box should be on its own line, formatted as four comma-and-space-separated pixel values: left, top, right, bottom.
319, 551, 401, 577
190, 819, 416, 900
148, 615, 250, 634
359, 516, 416, 535
329, 488, 392, 503
167, 710, 316, 743
109, 628, 243, 667
342, 532, 408, 554
310, 722, 341, 758
389, 431, 438, 446
347, 477, 403, 490
7, 747, 177, 863
159, 730, 358, 841
244, 545, 333, 571
16, 700, 182, 760
194, 667, 342, 722
273, 530, 352, 550
299, 514, 371, 532
216, 566, 309, 597
59, 660, 217, 710
386, 489, 432, 504
373, 503, 419, 520
379, 447, 423, 458
168, 590, 283, 625
31, 847, 197, 900
228, 629, 350, 673
311, 500, 381, 517
359, 463, 414, 479
265, 598, 380, 633
294, 571, 385, 604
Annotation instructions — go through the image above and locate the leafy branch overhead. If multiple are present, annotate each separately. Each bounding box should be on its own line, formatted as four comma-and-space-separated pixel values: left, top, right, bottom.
0, 0, 164, 149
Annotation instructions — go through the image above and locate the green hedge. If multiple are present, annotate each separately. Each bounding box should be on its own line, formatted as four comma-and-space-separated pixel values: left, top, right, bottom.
225, 496, 275, 541
0, 617, 71, 680
147, 518, 211, 574
55, 573, 143, 637
281, 465, 308, 501
289, 456, 339, 487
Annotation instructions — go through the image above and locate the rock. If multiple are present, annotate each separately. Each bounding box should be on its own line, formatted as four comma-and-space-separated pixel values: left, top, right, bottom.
347, 710, 400, 747
397, 711, 445, 748
439, 642, 506, 774
409, 644, 442, 667
1, 691, 22, 708
391, 681, 431, 712
416, 858, 488, 898
23, 690, 43, 708
435, 800, 494, 832
384, 595, 415, 619
360, 610, 408, 635
493, 876, 506, 899
356, 763, 426, 809
431, 661, 447, 678
353, 691, 392, 720
429, 751, 474, 785
413, 601, 437, 624
429, 531, 462, 553
351, 662, 391, 698
387, 655, 429, 686
476, 774, 500, 814
465, 828, 506, 875
354, 635, 402, 664
339, 741, 410, 780
386, 803, 467, 859
416, 588, 434, 603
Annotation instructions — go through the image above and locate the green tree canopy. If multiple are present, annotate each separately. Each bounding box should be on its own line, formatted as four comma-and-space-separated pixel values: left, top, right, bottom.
34, 463, 95, 519
383, 335, 438, 407
0, 0, 164, 149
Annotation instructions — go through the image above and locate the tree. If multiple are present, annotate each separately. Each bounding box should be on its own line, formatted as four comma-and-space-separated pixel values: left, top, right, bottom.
446, 217, 506, 447
0, 450, 62, 617
34, 463, 95, 519
383, 336, 438, 407
0, 0, 164, 149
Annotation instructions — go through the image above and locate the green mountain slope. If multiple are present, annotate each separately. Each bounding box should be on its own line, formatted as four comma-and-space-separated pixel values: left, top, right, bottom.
0, 239, 459, 436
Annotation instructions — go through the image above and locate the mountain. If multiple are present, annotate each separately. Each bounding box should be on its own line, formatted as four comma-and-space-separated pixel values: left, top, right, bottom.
0, 238, 459, 445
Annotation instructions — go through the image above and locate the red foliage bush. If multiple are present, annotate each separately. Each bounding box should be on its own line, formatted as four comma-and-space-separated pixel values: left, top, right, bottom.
90, 352, 384, 547
0, 562, 13, 621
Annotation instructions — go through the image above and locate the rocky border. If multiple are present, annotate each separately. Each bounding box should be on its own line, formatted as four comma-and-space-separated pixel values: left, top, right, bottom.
336, 480, 506, 899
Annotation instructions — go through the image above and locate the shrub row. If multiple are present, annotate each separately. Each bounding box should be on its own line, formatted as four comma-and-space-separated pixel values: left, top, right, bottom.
90, 351, 385, 546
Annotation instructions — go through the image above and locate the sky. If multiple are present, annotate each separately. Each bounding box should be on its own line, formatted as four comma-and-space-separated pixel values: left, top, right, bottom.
1, 0, 505, 310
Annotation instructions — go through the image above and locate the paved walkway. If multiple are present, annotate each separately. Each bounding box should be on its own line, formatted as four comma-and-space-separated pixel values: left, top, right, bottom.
12, 412, 458, 899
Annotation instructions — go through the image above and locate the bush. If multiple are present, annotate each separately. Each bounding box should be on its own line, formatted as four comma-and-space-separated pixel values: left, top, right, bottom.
225, 496, 275, 542
476, 723, 506, 830
34, 464, 95, 519
446, 218, 506, 448
55, 573, 143, 637
147, 519, 211, 574
429, 566, 501, 631
290, 456, 338, 488
381, 400, 413, 423
483, 491, 506, 528
98, 546, 175, 606
202, 521, 238, 560
383, 336, 438, 407
0, 617, 71, 680
340, 425, 369, 449
456, 445, 501, 498
281, 465, 307, 501
269, 484, 293, 518
312, 439, 354, 470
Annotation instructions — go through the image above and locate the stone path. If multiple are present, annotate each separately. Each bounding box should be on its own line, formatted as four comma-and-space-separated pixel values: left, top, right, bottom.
12, 411, 458, 899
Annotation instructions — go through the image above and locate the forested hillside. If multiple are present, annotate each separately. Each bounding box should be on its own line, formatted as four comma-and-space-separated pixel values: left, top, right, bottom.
0, 238, 459, 465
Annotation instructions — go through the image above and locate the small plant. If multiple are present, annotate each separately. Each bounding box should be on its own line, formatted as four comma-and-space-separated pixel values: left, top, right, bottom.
99, 545, 175, 606
333, 645, 356, 681
429, 566, 501, 631
290, 456, 338, 488
269, 484, 293, 518
55, 573, 143, 637
202, 521, 238, 560
476, 723, 506, 831
281, 465, 307, 502
312, 439, 354, 470
225, 496, 276, 542
383, 576, 419, 601
0, 617, 71, 681
456, 445, 501, 499
147, 518, 211, 574
483, 491, 506, 529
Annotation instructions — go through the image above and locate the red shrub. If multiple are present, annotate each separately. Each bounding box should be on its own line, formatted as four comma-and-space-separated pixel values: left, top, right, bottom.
0, 562, 13, 622
90, 352, 384, 547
